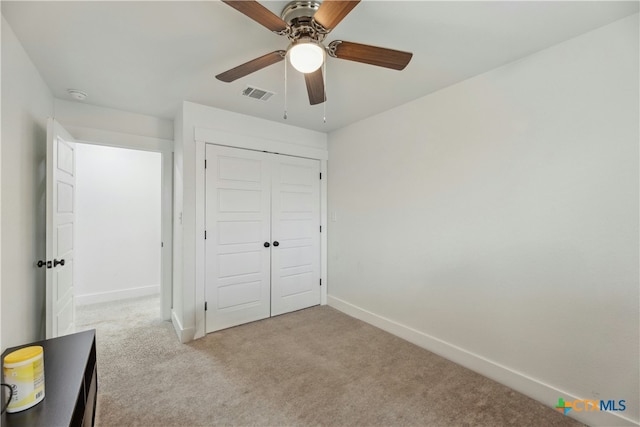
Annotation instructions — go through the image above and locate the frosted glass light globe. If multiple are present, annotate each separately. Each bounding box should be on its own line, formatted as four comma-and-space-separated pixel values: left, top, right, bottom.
289, 41, 324, 73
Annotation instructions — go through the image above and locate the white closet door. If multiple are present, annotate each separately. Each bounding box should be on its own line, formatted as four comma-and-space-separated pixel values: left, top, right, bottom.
271, 155, 321, 316
205, 145, 272, 332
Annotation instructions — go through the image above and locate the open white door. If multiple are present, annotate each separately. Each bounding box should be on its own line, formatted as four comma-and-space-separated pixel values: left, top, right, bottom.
46, 118, 77, 338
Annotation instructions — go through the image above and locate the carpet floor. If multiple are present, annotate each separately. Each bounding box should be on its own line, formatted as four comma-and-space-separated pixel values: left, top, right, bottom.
76, 296, 583, 426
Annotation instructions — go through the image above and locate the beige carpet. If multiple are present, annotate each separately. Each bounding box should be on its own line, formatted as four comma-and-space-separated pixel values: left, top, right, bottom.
76, 296, 582, 426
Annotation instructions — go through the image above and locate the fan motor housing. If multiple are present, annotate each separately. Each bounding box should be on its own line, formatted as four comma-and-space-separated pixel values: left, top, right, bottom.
281, 1, 320, 24
281, 1, 326, 41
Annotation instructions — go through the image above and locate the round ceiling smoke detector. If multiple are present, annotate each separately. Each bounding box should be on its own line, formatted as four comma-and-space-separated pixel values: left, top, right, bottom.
67, 89, 88, 101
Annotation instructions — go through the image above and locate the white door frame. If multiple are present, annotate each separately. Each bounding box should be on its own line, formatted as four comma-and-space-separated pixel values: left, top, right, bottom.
194, 127, 328, 340
63, 126, 173, 320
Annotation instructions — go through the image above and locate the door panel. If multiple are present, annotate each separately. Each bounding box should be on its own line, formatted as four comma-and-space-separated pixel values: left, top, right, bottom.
218, 156, 262, 182
57, 260, 73, 296
280, 192, 313, 212
279, 219, 314, 240
218, 189, 262, 212
279, 246, 313, 269
56, 299, 74, 336
218, 221, 262, 244
218, 251, 262, 277
279, 163, 315, 186
218, 281, 263, 309
205, 145, 271, 332
279, 273, 314, 297
46, 118, 77, 338
271, 156, 321, 316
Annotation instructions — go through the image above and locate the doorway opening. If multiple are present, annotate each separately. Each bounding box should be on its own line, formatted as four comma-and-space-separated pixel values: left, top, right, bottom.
74, 143, 163, 319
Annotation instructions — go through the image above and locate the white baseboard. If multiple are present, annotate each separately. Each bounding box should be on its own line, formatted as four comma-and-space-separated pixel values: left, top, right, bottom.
328, 295, 638, 427
76, 285, 160, 306
171, 309, 195, 344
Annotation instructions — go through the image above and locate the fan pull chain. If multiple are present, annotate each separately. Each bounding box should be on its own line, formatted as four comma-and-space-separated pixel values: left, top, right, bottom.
283, 57, 288, 120
323, 60, 327, 124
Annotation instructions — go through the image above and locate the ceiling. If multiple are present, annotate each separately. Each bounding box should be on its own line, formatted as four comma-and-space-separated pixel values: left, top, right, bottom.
2, 1, 638, 133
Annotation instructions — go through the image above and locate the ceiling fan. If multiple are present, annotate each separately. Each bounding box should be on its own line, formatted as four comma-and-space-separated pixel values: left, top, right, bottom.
215, 0, 413, 105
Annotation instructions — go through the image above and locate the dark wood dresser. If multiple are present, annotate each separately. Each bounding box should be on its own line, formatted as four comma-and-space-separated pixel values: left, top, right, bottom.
1, 330, 97, 427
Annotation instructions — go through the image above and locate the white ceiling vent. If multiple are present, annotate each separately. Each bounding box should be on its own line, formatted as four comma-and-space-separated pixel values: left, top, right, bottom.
241, 86, 275, 101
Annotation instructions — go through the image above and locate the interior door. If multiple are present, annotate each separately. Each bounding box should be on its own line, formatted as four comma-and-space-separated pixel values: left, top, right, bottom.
271, 157, 321, 316
46, 118, 77, 338
205, 145, 272, 332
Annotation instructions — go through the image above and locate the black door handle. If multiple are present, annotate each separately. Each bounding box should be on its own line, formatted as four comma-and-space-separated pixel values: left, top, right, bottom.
53, 258, 65, 267
36, 260, 53, 268
264, 242, 270, 248
273, 241, 279, 247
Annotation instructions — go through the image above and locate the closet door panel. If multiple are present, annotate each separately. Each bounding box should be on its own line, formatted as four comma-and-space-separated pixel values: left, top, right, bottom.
205, 145, 272, 332
271, 156, 321, 316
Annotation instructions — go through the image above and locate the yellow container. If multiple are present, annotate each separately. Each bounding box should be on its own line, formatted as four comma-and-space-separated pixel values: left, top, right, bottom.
3, 345, 45, 413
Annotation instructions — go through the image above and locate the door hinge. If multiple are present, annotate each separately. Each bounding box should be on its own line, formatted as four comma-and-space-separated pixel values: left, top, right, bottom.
161, 242, 164, 248
319, 172, 322, 179
205, 159, 207, 169
320, 278, 322, 287
204, 230, 207, 239
205, 301, 208, 311
320, 225, 322, 232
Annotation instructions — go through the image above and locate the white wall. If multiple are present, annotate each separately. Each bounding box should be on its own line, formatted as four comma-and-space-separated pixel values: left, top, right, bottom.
173, 101, 327, 342
1, 17, 54, 350
54, 99, 173, 141
54, 99, 173, 152
327, 14, 638, 427
75, 144, 161, 305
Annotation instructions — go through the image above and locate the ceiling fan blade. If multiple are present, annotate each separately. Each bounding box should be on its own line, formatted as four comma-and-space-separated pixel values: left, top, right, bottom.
216, 51, 286, 83
330, 41, 413, 70
313, 0, 360, 32
222, 0, 289, 33
304, 68, 326, 105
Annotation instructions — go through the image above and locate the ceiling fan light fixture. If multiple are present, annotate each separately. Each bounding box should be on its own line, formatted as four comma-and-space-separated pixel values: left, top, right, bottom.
288, 39, 325, 73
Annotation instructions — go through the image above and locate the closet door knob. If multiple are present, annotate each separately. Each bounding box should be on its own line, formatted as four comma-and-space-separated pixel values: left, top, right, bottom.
264, 242, 270, 248
273, 241, 279, 247
53, 258, 65, 267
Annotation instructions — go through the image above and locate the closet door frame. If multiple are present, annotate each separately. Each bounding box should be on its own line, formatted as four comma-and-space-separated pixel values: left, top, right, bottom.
194, 129, 327, 339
